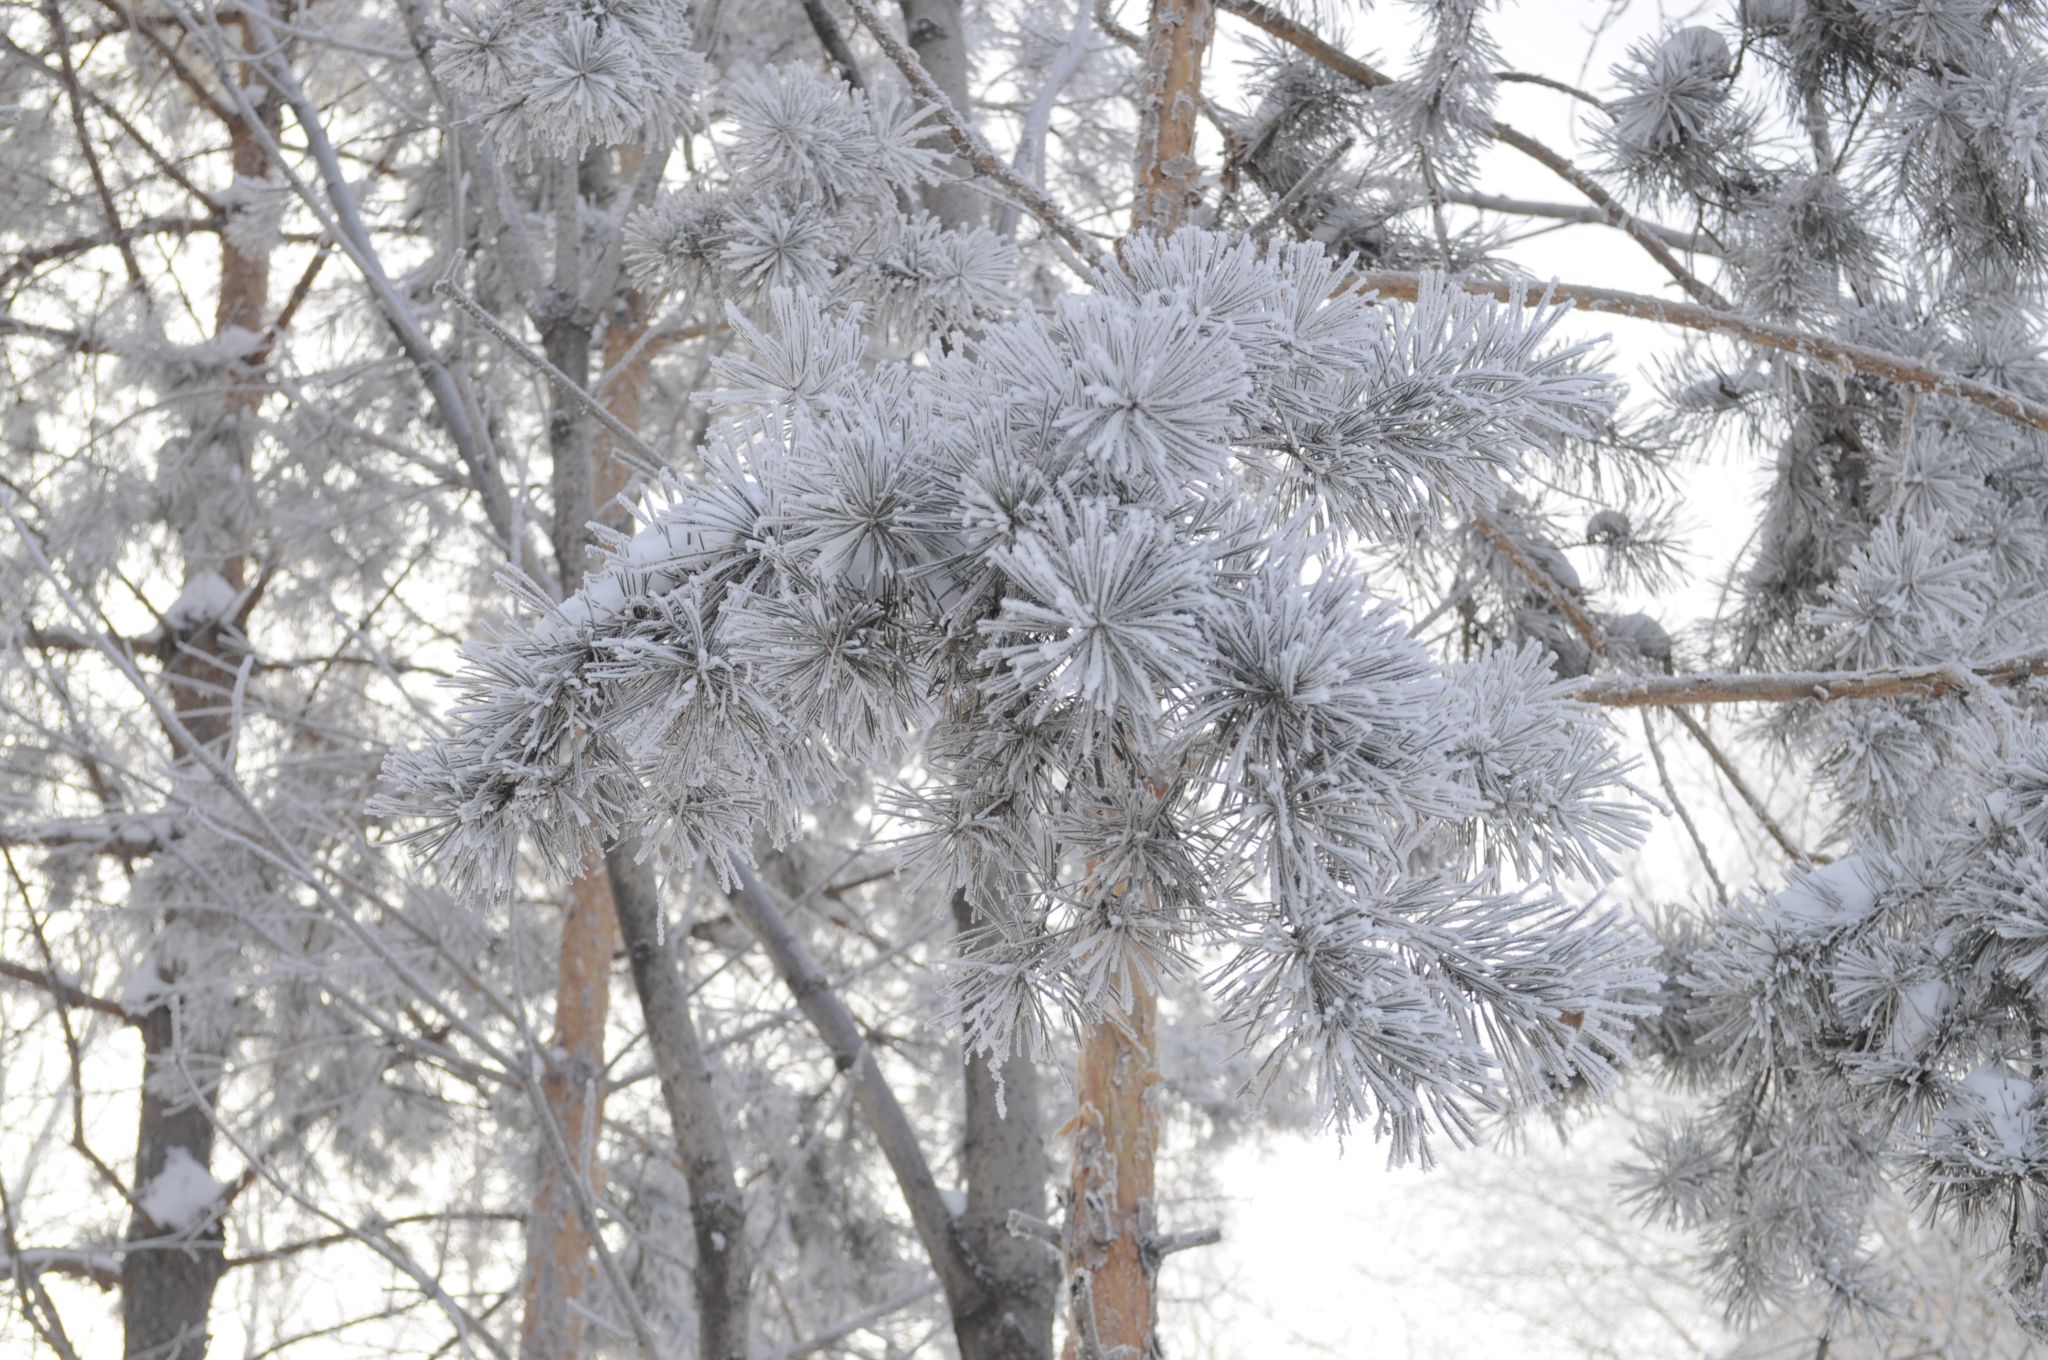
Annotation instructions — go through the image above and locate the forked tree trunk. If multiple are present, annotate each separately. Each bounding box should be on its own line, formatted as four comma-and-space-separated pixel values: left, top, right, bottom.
122, 18, 278, 1358
1060, 4, 1214, 1355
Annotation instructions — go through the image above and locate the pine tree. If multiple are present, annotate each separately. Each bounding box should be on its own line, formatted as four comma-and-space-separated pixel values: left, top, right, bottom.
13, 1, 2048, 1357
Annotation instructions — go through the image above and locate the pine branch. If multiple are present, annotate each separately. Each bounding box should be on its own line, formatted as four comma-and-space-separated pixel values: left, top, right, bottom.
1368, 271, 2048, 442
1217, 0, 1728, 306
1576, 654, 2048, 709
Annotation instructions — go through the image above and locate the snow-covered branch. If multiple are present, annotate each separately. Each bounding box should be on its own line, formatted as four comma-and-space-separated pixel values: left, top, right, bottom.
1577, 653, 2048, 710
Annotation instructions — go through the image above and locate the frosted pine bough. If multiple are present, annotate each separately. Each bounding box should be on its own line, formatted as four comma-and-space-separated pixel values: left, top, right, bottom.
1595, 1, 2048, 1337
388, 229, 1658, 1155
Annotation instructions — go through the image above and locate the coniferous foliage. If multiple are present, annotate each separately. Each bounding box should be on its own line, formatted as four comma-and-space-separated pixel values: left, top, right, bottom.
1579, 1, 2048, 1336
386, 234, 1660, 1157
13, 0, 2048, 1355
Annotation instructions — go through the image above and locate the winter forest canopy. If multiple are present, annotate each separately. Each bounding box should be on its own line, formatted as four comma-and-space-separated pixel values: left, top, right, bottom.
7, 0, 2048, 1357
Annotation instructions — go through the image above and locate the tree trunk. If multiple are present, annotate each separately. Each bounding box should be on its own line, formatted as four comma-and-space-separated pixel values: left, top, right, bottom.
122, 1002, 231, 1360
1128, 0, 1212, 237
896, 9, 1060, 1352
518, 861, 618, 1360
608, 845, 752, 1360
122, 19, 278, 1357
951, 894, 1056, 1360
1061, 992, 1160, 1360
1057, 5, 1213, 1355
521, 140, 756, 1354
899, 0, 982, 229
519, 147, 615, 1358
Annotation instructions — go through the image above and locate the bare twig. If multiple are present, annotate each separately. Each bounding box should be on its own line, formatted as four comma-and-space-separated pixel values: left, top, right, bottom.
1148, 1226, 1222, 1257
1639, 710, 1731, 907
842, 0, 1104, 264
1251, 134, 1355, 234
1672, 706, 1814, 864
1576, 654, 2048, 709
437, 279, 664, 478
765, 1279, 943, 1360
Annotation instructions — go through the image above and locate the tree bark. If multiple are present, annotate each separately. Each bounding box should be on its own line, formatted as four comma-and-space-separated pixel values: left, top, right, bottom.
519, 143, 630, 1359
122, 16, 277, 1358
517, 861, 617, 1360
951, 894, 1056, 1360
608, 846, 752, 1359
898, 0, 982, 228
1127, 0, 1213, 237
1054, 6, 1213, 1355
1061, 992, 1161, 1360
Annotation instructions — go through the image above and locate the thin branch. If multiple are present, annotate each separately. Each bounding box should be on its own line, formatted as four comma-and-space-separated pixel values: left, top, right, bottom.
1639, 709, 1730, 908
724, 862, 995, 1337
799, 0, 866, 89
438, 279, 663, 478
1362, 270, 2048, 442
42, 0, 146, 291
0, 959, 137, 1020
1672, 706, 1814, 864
765, 1279, 943, 1360
1442, 190, 1711, 253
0, 1247, 116, 1297
1576, 654, 2048, 709
841, 0, 1104, 264
1495, 68, 1610, 111
2, 215, 218, 287
221, 26, 518, 547
1251, 134, 1355, 234
1216, 0, 1727, 305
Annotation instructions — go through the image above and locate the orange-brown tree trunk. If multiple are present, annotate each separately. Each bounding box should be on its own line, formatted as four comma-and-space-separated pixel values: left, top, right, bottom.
1061, 992, 1161, 1359
1061, 4, 1212, 1355
518, 861, 619, 1359
122, 14, 278, 1358
518, 252, 656, 1358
